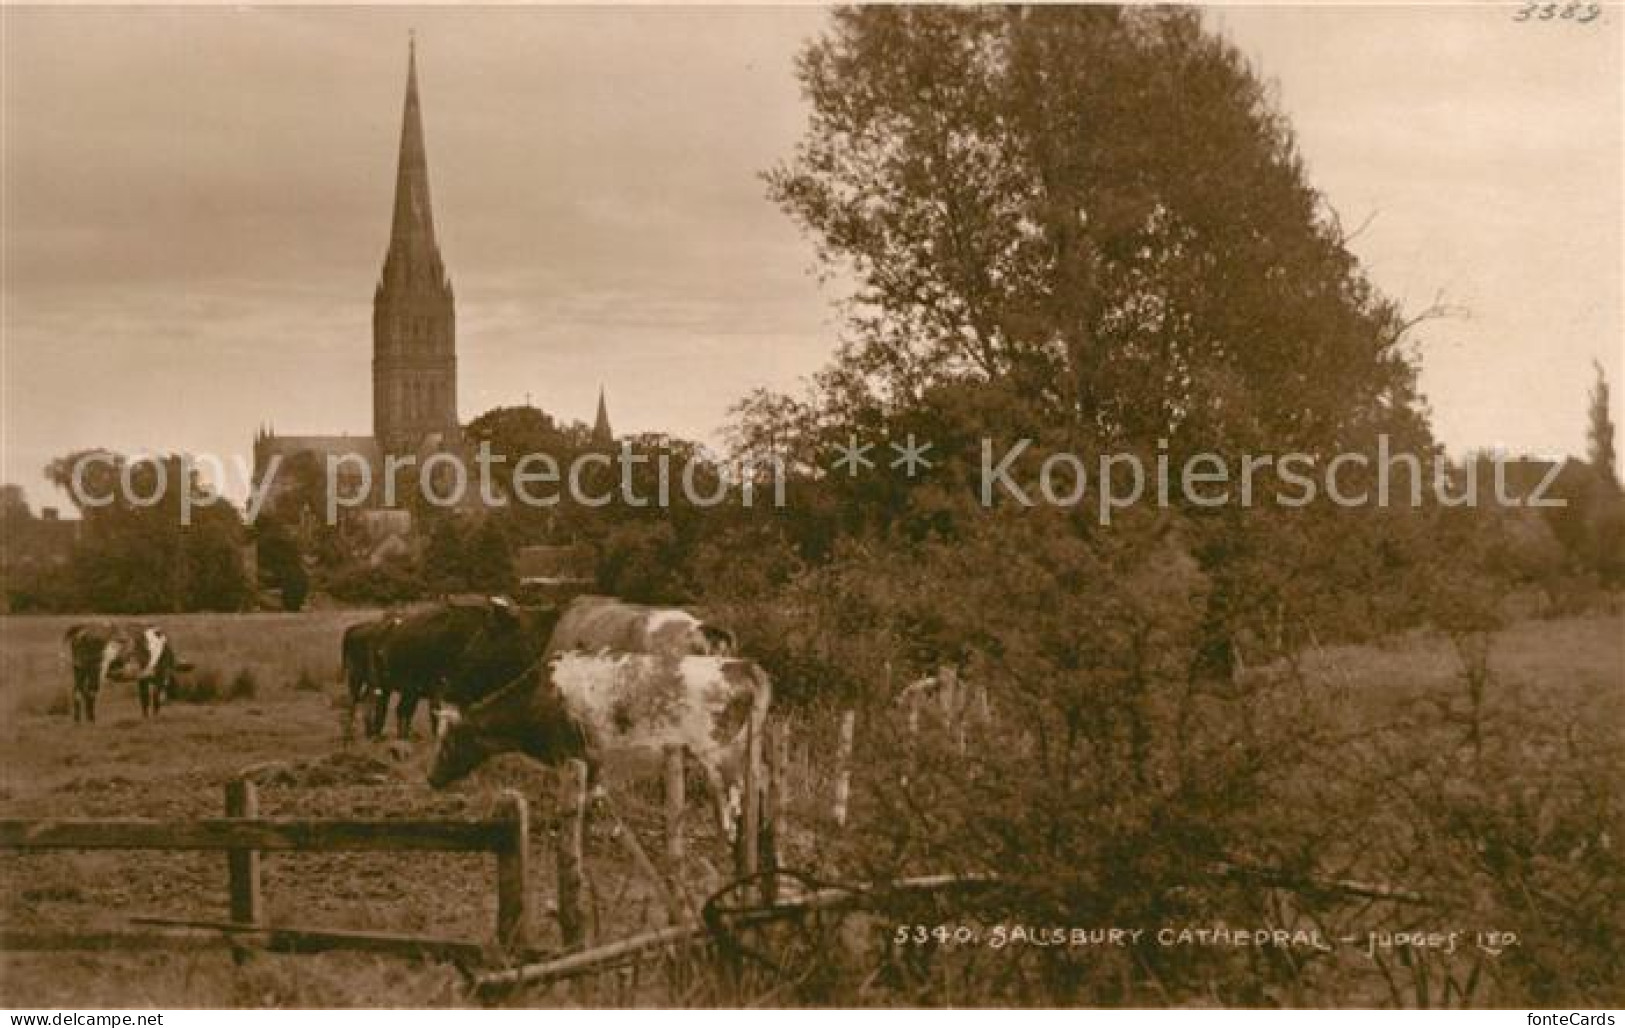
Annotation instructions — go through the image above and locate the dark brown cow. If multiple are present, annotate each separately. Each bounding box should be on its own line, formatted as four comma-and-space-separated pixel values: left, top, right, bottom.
339, 614, 400, 741
369, 598, 561, 739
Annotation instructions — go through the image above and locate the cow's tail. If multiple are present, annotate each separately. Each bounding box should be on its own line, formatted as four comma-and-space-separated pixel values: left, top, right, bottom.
62, 624, 82, 657
60, 625, 80, 684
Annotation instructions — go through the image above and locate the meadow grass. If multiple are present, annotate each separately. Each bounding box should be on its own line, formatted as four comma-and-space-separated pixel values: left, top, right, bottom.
0, 610, 381, 718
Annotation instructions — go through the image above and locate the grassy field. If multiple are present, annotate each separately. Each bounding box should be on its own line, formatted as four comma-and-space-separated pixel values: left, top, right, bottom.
0, 610, 819, 1007
0, 609, 1619, 1006
0, 611, 375, 721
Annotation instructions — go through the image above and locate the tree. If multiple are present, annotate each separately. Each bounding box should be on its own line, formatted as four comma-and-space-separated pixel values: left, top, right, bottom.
464, 517, 515, 594
40, 450, 251, 612
464, 404, 594, 543
420, 514, 468, 597
254, 513, 309, 611
1588, 359, 1618, 485
767, 7, 1429, 458
0, 484, 31, 525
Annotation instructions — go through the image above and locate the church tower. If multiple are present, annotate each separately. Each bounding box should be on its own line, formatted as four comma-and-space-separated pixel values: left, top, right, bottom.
373, 37, 458, 453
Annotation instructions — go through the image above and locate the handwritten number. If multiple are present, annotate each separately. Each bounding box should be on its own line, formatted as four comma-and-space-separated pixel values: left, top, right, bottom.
1515, 0, 1598, 20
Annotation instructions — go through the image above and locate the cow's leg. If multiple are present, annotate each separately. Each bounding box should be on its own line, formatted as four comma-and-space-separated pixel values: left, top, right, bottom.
85, 684, 97, 724
370, 688, 390, 740
138, 679, 151, 717
700, 758, 734, 839
342, 685, 359, 744
341, 674, 360, 743
397, 688, 420, 740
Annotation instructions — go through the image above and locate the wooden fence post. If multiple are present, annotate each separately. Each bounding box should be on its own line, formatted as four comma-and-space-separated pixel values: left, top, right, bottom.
224, 779, 262, 926
763, 719, 787, 903
494, 789, 530, 950
734, 715, 760, 883
556, 759, 590, 950
832, 710, 856, 828
774, 719, 793, 804
663, 745, 685, 866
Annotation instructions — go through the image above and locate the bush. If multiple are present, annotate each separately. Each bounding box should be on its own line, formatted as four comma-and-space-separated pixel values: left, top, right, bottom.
324, 558, 424, 605
172, 667, 222, 703
170, 666, 257, 703
226, 668, 259, 701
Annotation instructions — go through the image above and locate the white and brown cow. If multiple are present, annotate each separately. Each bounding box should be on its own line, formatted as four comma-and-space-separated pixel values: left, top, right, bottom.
545, 595, 736, 662
64, 623, 180, 722
428, 653, 771, 834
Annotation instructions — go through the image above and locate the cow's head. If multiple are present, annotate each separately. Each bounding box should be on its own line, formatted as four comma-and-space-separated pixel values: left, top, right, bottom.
427, 708, 485, 788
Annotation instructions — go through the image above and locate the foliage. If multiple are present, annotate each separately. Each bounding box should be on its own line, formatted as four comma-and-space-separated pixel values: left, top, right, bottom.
253, 514, 309, 612
28, 450, 252, 613
1588, 361, 1617, 486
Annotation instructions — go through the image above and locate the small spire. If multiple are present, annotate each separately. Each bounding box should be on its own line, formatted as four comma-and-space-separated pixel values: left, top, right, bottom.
592, 386, 613, 445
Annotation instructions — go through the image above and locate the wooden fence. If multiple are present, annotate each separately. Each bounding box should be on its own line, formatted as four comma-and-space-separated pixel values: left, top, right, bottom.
0, 780, 532, 962
0, 709, 869, 982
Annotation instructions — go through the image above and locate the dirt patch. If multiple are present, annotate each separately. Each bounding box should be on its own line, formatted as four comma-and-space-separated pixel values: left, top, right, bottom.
239, 752, 398, 789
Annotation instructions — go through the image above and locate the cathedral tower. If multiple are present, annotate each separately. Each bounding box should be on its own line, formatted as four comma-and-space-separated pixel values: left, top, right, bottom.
373, 37, 458, 452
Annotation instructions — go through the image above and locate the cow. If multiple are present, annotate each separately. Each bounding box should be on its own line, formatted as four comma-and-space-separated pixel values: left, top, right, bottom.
63, 623, 182, 722
546, 595, 736, 661
64, 623, 128, 724
370, 598, 560, 740
123, 626, 181, 718
338, 614, 401, 741
429, 653, 772, 835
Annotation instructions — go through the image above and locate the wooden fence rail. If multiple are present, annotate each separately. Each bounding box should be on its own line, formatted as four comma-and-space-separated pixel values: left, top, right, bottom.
0, 817, 511, 852
0, 779, 533, 956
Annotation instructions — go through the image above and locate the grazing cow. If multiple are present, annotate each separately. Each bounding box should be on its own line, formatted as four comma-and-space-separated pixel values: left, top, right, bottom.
429, 653, 772, 834
64, 623, 128, 724
338, 615, 400, 740
123, 626, 181, 718
440, 601, 563, 709
63, 623, 182, 722
371, 598, 559, 739
547, 595, 736, 661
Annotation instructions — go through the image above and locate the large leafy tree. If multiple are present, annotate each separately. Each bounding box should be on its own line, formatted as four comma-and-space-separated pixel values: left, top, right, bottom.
767, 6, 1429, 457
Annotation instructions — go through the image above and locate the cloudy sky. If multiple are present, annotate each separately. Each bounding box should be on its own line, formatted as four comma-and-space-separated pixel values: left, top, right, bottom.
2, 4, 1619, 509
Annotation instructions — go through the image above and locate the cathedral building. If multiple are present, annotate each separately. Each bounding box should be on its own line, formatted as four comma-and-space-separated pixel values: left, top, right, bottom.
253, 40, 611, 517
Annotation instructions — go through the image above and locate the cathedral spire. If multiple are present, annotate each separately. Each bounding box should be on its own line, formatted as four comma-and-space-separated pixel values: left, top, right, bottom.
374, 34, 458, 450
592, 386, 614, 444
383, 33, 444, 283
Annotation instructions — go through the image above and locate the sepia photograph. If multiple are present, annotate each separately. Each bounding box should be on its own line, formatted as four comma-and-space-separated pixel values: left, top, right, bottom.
0, 1, 1621, 1012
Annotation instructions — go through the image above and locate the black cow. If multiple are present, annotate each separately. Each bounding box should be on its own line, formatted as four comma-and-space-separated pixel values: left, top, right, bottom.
339, 614, 401, 741
370, 598, 560, 739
